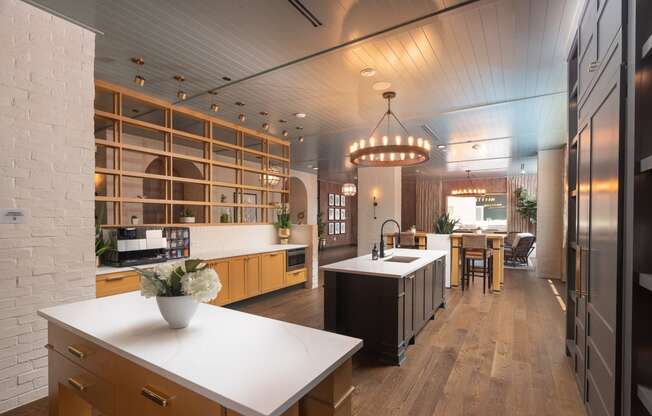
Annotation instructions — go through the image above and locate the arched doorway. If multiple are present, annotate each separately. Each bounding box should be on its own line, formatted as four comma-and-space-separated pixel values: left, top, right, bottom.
289, 177, 308, 224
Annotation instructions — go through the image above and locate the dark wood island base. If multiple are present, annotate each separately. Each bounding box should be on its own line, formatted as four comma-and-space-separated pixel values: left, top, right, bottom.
324, 255, 446, 365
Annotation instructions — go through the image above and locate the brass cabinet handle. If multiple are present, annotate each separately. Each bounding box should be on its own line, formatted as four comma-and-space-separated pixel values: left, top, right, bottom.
588, 61, 600, 72
141, 386, 169, 407
105, 275, 125, 281
67, 345, 86, 359
67, 377, 87, 392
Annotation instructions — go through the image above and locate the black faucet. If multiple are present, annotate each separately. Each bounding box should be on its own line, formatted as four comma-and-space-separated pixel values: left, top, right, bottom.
379, 219, 401, 258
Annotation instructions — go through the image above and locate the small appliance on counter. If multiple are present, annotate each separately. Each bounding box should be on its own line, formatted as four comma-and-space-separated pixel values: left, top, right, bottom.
100, 227, 190, 267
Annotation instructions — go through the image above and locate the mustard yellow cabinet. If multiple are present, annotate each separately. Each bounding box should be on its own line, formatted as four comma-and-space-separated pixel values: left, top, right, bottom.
245, 255, 261, 297
261, 251, 285, 293
209, 261, 229, 305
228, 257, 246, 302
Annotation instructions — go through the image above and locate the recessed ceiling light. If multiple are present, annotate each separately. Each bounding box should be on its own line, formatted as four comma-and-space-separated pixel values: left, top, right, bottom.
360, 68, 376, 77
437, 144, 446, 149
294, 112, 306, 118
222, 76, 232, 81
372, 81, 391, 91
235, 101, 245, 106
259, 111, 269, 116
279, 119, 287, 123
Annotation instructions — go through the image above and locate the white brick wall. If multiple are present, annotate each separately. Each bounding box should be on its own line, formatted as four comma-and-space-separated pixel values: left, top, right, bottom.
0, 0, 95, 411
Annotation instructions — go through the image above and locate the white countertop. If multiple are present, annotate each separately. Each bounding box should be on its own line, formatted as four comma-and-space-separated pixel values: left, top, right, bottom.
320, 248, 447, 278
96, 244, 308, 276
38, 292, 361, 416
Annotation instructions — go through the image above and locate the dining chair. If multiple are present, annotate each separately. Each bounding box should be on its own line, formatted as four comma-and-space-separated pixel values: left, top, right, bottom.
461, 234, 493, 294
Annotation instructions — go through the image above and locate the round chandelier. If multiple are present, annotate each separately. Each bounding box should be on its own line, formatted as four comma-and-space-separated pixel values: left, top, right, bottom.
349, 92, 430, 167
451, 170, 486, 196
341, 183, 357, 196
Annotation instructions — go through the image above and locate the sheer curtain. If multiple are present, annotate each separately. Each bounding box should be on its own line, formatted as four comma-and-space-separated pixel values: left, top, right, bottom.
415, 178, 441, 232
507, 174, 537, 234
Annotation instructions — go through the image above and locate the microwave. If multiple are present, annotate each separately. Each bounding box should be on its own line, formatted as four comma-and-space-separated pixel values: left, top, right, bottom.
286, 248, 306, 271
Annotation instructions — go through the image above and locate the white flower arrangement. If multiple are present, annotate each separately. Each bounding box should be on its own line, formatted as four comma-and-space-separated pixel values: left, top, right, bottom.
135, 259, 221, 303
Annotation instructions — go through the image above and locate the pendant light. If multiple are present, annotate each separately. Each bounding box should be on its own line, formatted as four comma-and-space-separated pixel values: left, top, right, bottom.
341, 183, 357, 197
450, 170, 486, 196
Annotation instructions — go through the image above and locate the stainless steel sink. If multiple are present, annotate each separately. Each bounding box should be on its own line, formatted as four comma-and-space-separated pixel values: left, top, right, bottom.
383, 256, 419, 263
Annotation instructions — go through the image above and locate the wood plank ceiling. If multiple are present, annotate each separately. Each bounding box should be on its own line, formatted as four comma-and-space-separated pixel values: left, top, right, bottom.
28, 0, 582, 181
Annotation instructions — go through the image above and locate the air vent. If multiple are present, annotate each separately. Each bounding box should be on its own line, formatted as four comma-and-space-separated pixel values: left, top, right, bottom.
288, 0, 322, 27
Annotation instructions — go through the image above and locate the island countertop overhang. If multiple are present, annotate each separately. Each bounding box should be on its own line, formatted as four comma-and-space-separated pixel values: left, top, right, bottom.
320, 248, 447, 278
38, 292, 362, 416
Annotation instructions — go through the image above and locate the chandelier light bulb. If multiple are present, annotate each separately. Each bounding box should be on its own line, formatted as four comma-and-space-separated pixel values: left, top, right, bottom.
395, 135, 401, 145
400, 153, 405, 160
417, 137, 423, 147
390, 153, 395, 161
408, 136, 414, 145
424, 140, 431, 150
369, 137, 375, 147
409, 152, 415, 159
370, 154, 375, 161
360, 139, 365, 148
380, 153, 385, 161
382, 135, 388, 146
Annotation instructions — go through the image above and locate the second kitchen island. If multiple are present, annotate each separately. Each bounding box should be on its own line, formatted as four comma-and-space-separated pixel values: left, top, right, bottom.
321, 248, 447, 365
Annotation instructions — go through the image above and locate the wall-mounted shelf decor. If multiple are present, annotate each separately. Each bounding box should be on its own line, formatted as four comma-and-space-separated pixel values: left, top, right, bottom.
93, 80, 290, 226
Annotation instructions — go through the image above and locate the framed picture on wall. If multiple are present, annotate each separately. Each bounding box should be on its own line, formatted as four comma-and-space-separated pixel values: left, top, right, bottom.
341, 222, 346, 234
334, 222, 340, 234
328, 193, 334, 206
340, 209, 346, 220
328, 208, 334, 220
341, 196, 346, 206
335, 208, 340, 220
334, 194, 340, 206
328, 222, 334, 235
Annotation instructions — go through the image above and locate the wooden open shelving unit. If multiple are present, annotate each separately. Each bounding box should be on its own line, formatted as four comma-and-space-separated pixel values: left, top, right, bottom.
94, 80, 291, 227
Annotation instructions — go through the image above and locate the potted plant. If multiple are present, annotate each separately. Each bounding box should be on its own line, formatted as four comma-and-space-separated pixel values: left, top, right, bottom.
410, 225, 417, 234
317, 211, 326, 250
274, 204, 291, 244
514, 187, 537, 224
179, 208, 195, 224
434, 212, 459, 234
95, 224, 109, 267
135, 259, 221, 329
220, 212, 230, 223
130, 215, 139, 225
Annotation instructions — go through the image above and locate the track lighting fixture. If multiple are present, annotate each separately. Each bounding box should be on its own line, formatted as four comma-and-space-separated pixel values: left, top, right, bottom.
262, 122, 270, 131
174, 75, 187, 100
238, 113, 246, 122
131, 57, 145, 87
298, 136, 304, 143
282, 130, 289, 137
210, 103, 220, 112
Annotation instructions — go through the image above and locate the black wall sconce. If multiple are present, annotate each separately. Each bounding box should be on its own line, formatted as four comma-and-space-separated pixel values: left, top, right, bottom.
373, 194, 378, 219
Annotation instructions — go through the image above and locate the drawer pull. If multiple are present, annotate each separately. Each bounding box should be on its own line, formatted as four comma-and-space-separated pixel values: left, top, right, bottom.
67, 377, 87, 392
105, 275, 126, 281
587, 61, 600, 72
141, 386, 169, 407
67, 345, 86, 359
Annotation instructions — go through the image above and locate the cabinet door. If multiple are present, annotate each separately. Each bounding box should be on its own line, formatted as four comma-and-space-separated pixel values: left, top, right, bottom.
245, 255, 261, 297
261, 251, 285, 292
403, 275, 414, 344
586, 78, 620, 416
434, 259, 444, 309
414, 268, 426, 332
578, 0, 598, 100
210, 261, 229, 305
424, 263, 434, 317
228, 258, 246, 302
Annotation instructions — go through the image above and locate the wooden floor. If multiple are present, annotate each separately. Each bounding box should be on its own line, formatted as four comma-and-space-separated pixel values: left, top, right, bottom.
6, 268, 585, 416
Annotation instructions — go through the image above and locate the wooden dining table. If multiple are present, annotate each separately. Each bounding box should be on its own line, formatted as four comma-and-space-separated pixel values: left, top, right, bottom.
449, 233, 505, 293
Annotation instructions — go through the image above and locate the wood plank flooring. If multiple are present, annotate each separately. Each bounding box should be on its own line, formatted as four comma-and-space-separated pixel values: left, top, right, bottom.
4, 268, 585, 416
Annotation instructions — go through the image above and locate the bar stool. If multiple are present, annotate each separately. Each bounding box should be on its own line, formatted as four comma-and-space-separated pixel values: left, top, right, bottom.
461, 234, 493, 294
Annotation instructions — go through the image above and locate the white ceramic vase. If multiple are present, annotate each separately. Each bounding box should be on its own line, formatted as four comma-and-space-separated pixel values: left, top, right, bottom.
156, 295, 199, 329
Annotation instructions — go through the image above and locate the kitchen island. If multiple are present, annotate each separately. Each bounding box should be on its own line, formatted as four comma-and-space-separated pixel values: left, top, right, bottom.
38, 292, 362, 416
321, 248, 447, 365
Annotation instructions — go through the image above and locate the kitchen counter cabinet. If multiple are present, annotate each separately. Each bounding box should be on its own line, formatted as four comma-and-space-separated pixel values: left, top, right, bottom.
321, 249, 446, 365
40, 292, 361, 416
261, 251, 285, 292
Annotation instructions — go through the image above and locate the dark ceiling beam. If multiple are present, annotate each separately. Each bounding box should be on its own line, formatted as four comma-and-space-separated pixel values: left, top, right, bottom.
178, 0, 489, 105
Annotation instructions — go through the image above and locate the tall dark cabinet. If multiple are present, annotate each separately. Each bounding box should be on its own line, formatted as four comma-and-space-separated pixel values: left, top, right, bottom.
631, 1, 652, 414
565, 0, 625, 415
